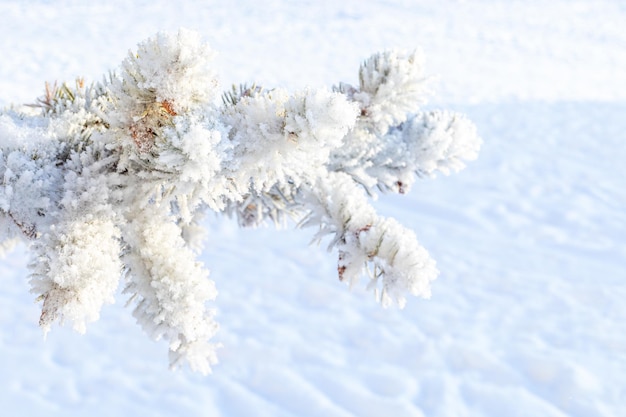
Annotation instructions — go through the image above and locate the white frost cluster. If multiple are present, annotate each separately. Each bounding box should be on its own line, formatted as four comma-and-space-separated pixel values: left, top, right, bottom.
330, 50, 481, 195
0, 30, 481, 372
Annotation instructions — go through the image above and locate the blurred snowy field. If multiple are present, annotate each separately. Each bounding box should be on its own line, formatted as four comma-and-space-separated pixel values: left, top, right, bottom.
1, 1, 625, 416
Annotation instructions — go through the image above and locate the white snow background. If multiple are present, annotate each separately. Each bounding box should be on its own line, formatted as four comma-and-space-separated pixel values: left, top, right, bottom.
1, 0, 625, 416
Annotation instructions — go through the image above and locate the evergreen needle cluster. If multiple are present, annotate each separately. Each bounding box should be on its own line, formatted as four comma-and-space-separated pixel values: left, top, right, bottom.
0, 29, 481, 373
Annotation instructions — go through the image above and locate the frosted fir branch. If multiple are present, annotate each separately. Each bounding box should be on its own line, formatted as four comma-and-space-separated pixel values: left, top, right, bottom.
225, 183, 301, 228
26, 77, 111, 148
0, 112, 64, 241
114, 29, 218, 114
221, 87, 357, 191
220, 86, 358, 226
329, 51, 481, 196
335, 49, 431, 134
122, 208, 219, 374
30, 216, 122, 334
26, 80, 76, 114
300, 172, 437, 307
28, 139, 121, 333
358, 110, 482, 194
0, 29, 481, 372
221, 83, 264, 107
395, 110, 481, 176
